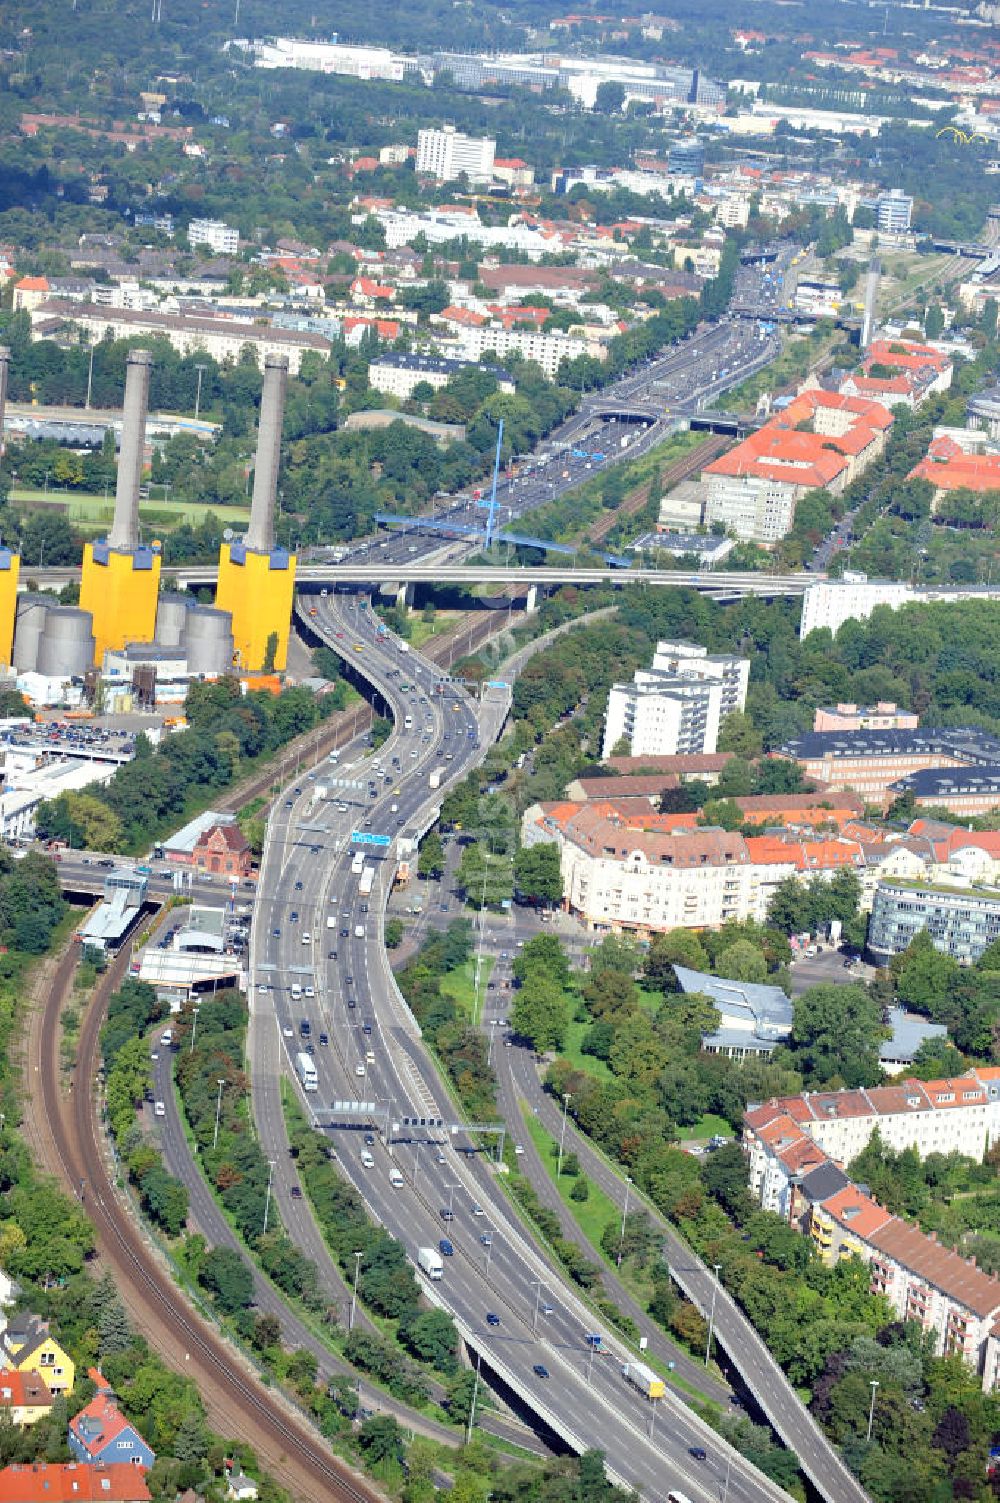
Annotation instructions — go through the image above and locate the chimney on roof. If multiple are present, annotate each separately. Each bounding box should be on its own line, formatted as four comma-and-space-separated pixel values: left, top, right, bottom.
109, 349, 152, 552
245, 354, 289, 554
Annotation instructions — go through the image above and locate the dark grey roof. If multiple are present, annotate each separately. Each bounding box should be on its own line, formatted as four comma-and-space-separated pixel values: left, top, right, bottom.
890, 766, 1000, 797
778, 727, 1000, 763
799, 1161, 850, 1203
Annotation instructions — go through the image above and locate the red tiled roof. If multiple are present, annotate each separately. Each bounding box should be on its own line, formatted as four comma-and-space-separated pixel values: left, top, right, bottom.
69, 1392, 131, 1458
0, 1372, 52, 1410
819, 1184, 893, 1239
869, 1219, 1000, 1317
0, 1465, 150, 1503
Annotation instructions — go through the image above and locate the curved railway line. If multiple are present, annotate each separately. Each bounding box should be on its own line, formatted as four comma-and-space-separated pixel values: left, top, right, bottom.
21, 604, 514, 1503
34, 939, 383, 1503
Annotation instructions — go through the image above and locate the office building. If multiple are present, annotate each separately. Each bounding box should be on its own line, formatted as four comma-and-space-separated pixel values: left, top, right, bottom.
869, 878, 1000, 965
813, 702, 919, 733
668, 137, 704, 177
774, 727, 1000, 805
186, 218, 238, 254
702, 390, 892, 544
673, 964, 792, 1059
799, 576, 1000, 640
887, 766, 1000, 817
416, 126, 496, 184
876, 189, 913, 235
602, 640, 749, 759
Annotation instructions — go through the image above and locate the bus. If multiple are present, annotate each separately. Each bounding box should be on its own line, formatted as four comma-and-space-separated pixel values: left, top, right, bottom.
295, 1052, 318, 1092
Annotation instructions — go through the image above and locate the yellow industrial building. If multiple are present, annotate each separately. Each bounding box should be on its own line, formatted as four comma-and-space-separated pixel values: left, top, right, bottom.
79, 541, 162, 662
215, 542, 296, 672
0, 550, 20, 668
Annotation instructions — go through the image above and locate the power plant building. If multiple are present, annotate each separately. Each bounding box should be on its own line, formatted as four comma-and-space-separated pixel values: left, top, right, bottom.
214, 354, 296, 672
79, 350, 161, 663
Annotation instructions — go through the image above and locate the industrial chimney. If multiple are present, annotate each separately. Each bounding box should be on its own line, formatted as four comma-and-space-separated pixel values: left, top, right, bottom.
245, 354, 289, 554
0, 347, 9, 443
109, 349, 152, 550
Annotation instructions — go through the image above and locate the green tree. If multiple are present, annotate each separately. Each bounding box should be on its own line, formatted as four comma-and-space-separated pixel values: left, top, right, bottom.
358, 1414, 402, 1466
785, 983, 885, 1087
384, 917, 404, 949
198, 1247, 253, 1314
511, 971, 569, 1052
261, 631, 279, 674
418, 832, 445, 880
717, 711, 763, 758
514, 842, 563, 906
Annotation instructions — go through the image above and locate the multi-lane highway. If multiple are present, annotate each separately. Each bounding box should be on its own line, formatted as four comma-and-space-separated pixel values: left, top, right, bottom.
245, 592, 822, 1503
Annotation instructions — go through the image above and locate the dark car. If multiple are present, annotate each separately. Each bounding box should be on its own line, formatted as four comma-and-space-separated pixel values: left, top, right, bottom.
295, 880, 303, 890
290, 1186, 303, 1200
340, 928, 349, 938
346, 975, 354, 986
439, 1239, 454, 1256
319, 1032, 329, 1047
440, 1208, 455, 1222
272, 928, 281, 937
328, 950, 337, 960
364, 1133, 375, 1146
486, 1312, 500, 1327
532, 1364, 549, 1379
688, 1448, 707, 1462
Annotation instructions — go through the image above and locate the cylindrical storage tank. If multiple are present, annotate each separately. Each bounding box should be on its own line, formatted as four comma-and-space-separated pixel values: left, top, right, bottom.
36, 608, 96, 678
183, 606, 235, 676
12, 599, 49, 673
154, 594, 191, 648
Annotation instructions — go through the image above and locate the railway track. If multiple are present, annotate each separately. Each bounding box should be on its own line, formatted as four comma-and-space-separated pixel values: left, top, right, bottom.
586, 434, 729, 547
34, 938, 385, 1503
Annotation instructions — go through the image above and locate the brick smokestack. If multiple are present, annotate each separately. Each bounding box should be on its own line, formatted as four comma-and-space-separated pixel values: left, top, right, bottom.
245, 354, 289, 554
109, 349, 153, 551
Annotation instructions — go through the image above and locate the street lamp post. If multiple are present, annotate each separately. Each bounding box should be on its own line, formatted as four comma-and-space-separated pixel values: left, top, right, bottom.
212, 1077, 225, 1149
484, 1230, 495, 1278
465, 1352, 482, 1444
487, 1017, 499, 1067
648, 1394, 659, 1439
190, 1005, 200, 1053
867, 1380, 880, 1443
446, 1182, 460, 1218
704, 1263, 722, 1367
530, 1278, 545, 1335
85, 344, 95, 410
616, 1175, 631, 1267
194, 363, 208, 420
557, 1092, 573, 1177
350, 1251, 363, 1331
262, 1159, 275, 1235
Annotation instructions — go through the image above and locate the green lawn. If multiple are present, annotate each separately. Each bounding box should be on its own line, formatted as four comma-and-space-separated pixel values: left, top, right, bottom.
559, 1016, 612, 1081
441, 954, 493, 1023
520, 1104, 621, 1249
12, 487, 250, 531
407, 612, 459, 649
675, 1113, 732, 1143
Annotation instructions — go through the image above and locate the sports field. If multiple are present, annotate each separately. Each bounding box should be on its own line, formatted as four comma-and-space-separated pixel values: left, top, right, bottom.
11, 487, 250, 532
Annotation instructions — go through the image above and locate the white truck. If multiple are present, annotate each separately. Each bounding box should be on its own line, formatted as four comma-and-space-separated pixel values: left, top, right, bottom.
417, 1246, 443, 1280
295, 1052, 318, 1092
326, 915, 337, 930
359, 866, 375, 897
429, 766, 445, 790
351, 851, 365, 875
621, 1360, 665, 1399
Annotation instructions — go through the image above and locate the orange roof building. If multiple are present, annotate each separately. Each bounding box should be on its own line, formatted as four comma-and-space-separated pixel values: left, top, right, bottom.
702, 389, 893, 544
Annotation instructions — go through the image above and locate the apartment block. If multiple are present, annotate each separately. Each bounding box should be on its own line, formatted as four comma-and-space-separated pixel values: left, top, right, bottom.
521, 800, 864, 937
415, 126, 496, 184
602, 639, 749, 759
186, 218, 238, 254
869, 878, 1000, 965
368, 352, 514, 401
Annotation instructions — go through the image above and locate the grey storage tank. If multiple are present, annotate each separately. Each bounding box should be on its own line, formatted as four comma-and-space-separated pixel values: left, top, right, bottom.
182, 605, 235, 676
12, 598, 50, 673
36, 607, 96, 678
154, 594, 191, 648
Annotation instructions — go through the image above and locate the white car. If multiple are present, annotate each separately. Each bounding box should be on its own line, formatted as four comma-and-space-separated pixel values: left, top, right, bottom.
258, 984, 269, 995
514, 1145, 525, 1156
159, 1030, 173, 1046
282, 1025, 294, 1039
153, 1101, 166, 1118
355, 1063, 366, 1077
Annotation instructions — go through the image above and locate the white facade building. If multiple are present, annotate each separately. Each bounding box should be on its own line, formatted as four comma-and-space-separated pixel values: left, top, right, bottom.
455, 323, 595, 380
416, 126, 496, 185
602, 639, 749, 759
187, 218, 239, 255
799, 577, 1000, 641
